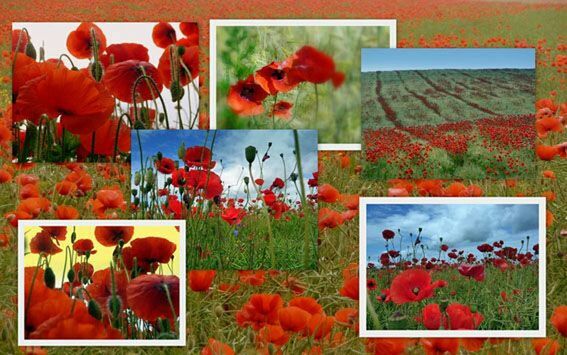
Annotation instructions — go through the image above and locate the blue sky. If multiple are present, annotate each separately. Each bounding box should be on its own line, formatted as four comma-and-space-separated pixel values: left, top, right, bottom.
131, 130, 318, 201
361, 48, 535, 72
365, 204, 539, 264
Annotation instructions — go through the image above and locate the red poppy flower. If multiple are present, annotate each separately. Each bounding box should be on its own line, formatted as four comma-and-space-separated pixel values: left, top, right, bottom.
186, 170, 223, 200
221, 206, 245, 225
152, 22, 177, 48
77, 118, 130, 159
227, 75, 269, 116
179, 22, 199, 42
19, 183, 40, 199
278, 306, 310, 332
420, 338, 459, 355
29, 231, 62, 255
127, 274, 179, 322
388, 187, 410, 197
55, 205, 80, 220
332, 71, 346, 88
158, 45, 199, 88
12, 29, 29, 52
536, 144, 560, 161
73, 239, 96, 256
236, 293, 283, 330
551, 305, 567, 337
288, 297, 323, 315
238, 271, 266, 286
421, 303, 443, 330
536, 116, 563, 138
89, 186, 127, 218
16, 65, 113, 135
318, 208, 344, 230
189, 270, 216, 292
103, 60, 163, 103
86, 267, 129, 315
289, 46, 335, 84
457, 264, 485, 281
305, 314, 335, 340
129, 236, 177, 272
99, 43, 149, 68
184, 146, 216, 169
40, 226, 67, 241
272, 101, 293, 119
94, 226, 134, 247
55, 180, 78, 196
532, 338, 560, 355
367, 278, 377, 290
382, 229, 395, 240
339, 276, 359, 301
444, 303, 483, 330
256, 324, 290, 347
201, 338, 234, 355
366, 338, 409, 355
155, 157, 176, 174
254, 61, 300, 95
271, 178, 285, 190
66, 22, 107, 59
318, 183, 340, 203
389, 269, 443, 305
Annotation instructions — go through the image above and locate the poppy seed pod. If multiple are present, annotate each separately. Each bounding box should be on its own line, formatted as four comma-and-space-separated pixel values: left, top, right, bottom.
157, 151, 163, 160
71, 231, 77, 243
67, 269, 75, 283
134, 172, 141, 186
243, 176, 249, 185
145, 168, 154, 184
90, 61, 103, 82
245, 146, 257, 164
88, 299, 103, 320
159, 112, 165, 123
170, 81, 184, 101
44, 267, 56, 289
131, 189, 138, 197
134, 197, 140, 206
290, 172, 298, 182
177, 143, 186, 160
177, 45, 186, 56
25, 42, 36, 60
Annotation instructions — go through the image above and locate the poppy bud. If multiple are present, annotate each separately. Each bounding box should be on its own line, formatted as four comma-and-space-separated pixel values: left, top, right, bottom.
178, 142, 186, 160
134, 119, 145, 129
245, 146, 257, 164
131, 189, 138, 197
214, 305, 224, 317
177, 45, 186, 56
262, 154, 270, 162
82, 276, 89, 284
157, 151, 163, 160
243, 176, 249, 185
88, 299, 103, 320
134, 197, 140, 206
25, 42, 36, 60
280, 153, 284, 158
145, 168, 154, 184
39, 46, 45, 61
42, 266, 55, 288
166, 177, 173, 185
67, 269, 75, 283
71, 231, 77, 243
170, 81, 184, 101
108, 295, 122, 318
90, 61, 103, 82
159, 112, 165, 123
290, 172, 298, 182
134, 172, 141, 186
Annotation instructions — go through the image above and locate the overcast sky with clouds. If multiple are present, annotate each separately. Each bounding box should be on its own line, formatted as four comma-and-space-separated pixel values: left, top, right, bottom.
131, 130, 318, 203
365, 203, 540, 264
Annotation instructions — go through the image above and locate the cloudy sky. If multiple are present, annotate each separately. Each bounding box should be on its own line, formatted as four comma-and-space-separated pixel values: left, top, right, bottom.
365, 203, 540, 263
362, 48, 535, 72
14, 22, 199, 127
131, 130, 318, 202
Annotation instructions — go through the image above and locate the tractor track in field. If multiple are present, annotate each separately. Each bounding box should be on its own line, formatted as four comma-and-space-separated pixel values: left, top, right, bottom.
414, 70, 500, 116
375, 72, 400, 126
457, 70, 525, 93
395, 71, 443, 117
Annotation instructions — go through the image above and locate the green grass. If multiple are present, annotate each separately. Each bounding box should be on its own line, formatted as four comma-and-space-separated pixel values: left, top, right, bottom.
367, 264, 539, 331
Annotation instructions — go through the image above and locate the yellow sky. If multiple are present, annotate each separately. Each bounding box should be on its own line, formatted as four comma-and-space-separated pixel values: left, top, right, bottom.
24, 225, 182, 287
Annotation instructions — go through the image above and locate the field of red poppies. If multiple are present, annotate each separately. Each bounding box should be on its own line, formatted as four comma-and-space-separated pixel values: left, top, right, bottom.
11, 21, 199, 162
131, 129, 318, 270
0, 0, 566, 354
22, 224, 182, 341
366, 229, 539, 331
362, 68, 539, 179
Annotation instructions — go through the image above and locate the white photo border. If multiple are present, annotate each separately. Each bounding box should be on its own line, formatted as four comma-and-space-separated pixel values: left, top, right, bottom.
358, 197, 546, 338
209, 19, 397, 151
18, 219, 187, 347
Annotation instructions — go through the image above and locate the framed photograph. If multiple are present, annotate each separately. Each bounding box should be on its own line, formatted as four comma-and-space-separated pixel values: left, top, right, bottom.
359, 197, 546, 338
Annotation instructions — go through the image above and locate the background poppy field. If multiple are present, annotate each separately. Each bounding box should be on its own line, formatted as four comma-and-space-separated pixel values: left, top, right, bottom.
0, 0, 565, 354
215, 24, 390, 145
361, 49, 537, 180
